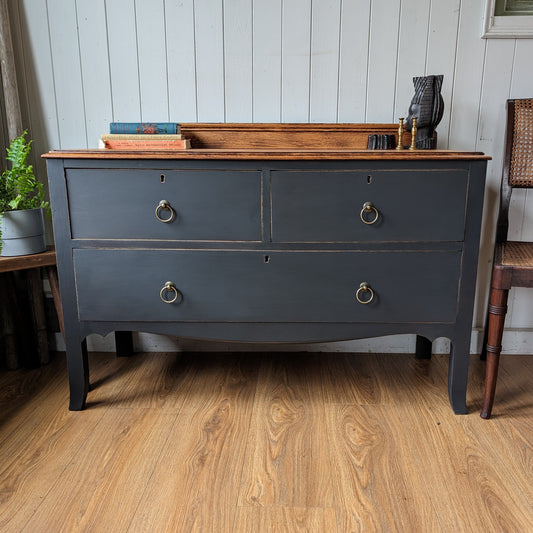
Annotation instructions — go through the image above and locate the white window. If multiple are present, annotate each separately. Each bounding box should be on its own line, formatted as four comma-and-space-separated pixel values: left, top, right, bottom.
483, 0, 533, 37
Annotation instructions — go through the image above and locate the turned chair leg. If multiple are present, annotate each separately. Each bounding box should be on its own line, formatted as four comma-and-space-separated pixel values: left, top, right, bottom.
481, 286, 509, 419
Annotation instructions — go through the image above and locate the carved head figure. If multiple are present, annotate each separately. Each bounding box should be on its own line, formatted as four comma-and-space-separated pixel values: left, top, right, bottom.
405, 75, 444, 149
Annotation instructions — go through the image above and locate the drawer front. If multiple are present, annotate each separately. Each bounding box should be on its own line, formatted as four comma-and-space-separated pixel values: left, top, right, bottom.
65, 169, 262, 241
270, 170, 468, 242
74, 249, 461, 323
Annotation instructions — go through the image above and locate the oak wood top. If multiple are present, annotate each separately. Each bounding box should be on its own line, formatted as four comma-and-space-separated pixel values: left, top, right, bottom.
43, 148, 489, 161
42, 123, 490, 161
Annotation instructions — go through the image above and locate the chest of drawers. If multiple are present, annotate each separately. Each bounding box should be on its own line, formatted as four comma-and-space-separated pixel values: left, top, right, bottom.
44, 123, 488, 412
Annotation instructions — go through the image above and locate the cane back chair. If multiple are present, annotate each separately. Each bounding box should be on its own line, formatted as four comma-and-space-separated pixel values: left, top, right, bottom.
481, 98, 533, 419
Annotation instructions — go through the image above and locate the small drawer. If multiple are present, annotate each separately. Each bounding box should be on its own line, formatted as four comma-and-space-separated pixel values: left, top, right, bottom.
270, 170, 469, 242
74, 248, 461, 324
65, 168, 262, 241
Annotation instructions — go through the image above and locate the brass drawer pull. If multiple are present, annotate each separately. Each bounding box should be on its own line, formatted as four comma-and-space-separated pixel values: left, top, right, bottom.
360, 201, 379, 225
160, 281, 179, 304
155, 200, 176, 223
355, 282, 374, 304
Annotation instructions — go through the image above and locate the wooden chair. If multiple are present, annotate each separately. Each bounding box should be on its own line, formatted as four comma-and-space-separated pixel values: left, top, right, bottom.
481, 98, 533, 419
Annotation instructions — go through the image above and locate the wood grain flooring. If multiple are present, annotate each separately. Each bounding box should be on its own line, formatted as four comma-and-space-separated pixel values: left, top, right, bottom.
0, 350, 531, 532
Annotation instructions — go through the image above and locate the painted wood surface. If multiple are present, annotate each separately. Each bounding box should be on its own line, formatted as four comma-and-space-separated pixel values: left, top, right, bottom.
136, 0, 169, 121
224, 0, 253, 122
366, 0, 400, 123
6, 0, 533, 339
166, 0, 197, 122
106, 0, 141, 122
281, 0, 311, 122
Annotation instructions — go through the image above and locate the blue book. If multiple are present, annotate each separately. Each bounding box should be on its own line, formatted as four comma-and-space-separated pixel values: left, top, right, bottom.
109, 122, 180, 134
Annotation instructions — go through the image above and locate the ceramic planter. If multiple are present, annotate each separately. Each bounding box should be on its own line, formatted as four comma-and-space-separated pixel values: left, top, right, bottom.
0, 207, 46, 256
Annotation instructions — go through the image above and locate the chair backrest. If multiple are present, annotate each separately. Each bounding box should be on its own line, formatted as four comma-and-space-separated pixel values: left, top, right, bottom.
508, 99, 533, 188
497, 98, 533, 242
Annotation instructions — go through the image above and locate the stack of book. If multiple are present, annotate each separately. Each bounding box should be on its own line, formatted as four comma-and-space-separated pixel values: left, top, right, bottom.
99, 122, 191, 150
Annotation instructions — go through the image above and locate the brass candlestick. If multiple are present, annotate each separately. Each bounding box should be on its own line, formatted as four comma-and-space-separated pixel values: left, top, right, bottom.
409, 116, 418, 150
396, 118, 404, 150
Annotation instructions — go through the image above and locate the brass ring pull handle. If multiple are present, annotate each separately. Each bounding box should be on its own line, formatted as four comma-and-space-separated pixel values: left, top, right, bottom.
155, 200, 176, 223
355, 282, 374, 305
160, 281, 179, 304
360, 201, 379, 225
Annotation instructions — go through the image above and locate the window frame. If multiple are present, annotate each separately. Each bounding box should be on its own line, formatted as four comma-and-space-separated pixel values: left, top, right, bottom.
483, 0, 533, 38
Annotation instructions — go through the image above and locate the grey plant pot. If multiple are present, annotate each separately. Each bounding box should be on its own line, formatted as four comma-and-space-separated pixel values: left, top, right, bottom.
0, 207, 46, 256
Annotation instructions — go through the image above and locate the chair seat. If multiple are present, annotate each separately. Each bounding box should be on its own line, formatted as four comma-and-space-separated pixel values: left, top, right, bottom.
501, 241, 533, 267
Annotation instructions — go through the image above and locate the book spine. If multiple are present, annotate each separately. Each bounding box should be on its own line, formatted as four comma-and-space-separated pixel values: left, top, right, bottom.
109, 122, 180, 134
103, 139, 191, 150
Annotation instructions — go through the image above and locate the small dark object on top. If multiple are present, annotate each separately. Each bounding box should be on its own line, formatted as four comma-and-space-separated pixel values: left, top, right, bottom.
367, 134, 396, 150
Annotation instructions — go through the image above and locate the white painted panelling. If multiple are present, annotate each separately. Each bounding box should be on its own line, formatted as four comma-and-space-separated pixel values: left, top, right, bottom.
10, 1, 56, 167
474, 38, 515, 326
195, 0, 225, 121
366, 0, 400, 122
477, 40, 515, 170
224, 0, 253, 121
394, 0, 431, 123
76, 0, 113, 147
9, 0, 533, 351
106, 0, 141, 122
9, 0, 57, 244
281, 0, 311, 122
424, 0, 461, 149
448, 1, 487, 152
337, 0, 371, 122
252, 0, 282, 122
46, 0, 86, 148
166, 0, 198, 122
136, 0, 169, 121
309, 0, 341, 122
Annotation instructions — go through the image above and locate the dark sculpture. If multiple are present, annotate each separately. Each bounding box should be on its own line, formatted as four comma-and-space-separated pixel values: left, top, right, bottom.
405, 75, 444, 149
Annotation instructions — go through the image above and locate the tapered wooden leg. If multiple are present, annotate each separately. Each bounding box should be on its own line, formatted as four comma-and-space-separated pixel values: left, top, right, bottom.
66, 336, 89, 411
448, 337, 470, 414
115, 331, 134, 357
481, 287, 509, 419
415, 335, 432, 359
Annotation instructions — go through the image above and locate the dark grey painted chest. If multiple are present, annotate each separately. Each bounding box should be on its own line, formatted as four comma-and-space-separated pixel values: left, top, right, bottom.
45, 151, 487, 412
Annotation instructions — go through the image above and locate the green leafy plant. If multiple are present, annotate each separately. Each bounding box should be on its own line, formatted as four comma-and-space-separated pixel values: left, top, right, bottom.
1, 131, 49, 213
0, 131, 50, 251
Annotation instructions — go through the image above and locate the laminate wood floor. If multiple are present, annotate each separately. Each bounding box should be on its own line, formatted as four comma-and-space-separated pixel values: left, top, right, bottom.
0, 350, 531, 532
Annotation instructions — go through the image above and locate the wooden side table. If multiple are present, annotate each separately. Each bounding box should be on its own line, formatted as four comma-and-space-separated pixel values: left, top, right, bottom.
0, 246, 63, 369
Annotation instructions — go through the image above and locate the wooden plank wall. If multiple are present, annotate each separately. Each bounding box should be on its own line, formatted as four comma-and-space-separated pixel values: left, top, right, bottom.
5, 0, 533, 351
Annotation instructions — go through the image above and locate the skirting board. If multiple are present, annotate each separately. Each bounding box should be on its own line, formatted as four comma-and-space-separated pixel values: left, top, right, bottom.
50, 328, 533, 355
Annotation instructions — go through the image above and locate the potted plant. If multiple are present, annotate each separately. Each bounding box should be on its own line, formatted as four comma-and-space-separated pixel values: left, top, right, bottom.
0, 130, 50, 256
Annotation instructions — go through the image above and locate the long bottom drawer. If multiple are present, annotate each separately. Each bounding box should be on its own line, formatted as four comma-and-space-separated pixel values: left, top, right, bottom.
73, 249, 461, 323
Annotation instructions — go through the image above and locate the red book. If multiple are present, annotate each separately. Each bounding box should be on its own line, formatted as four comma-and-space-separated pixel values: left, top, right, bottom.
102, 138, 191, 150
